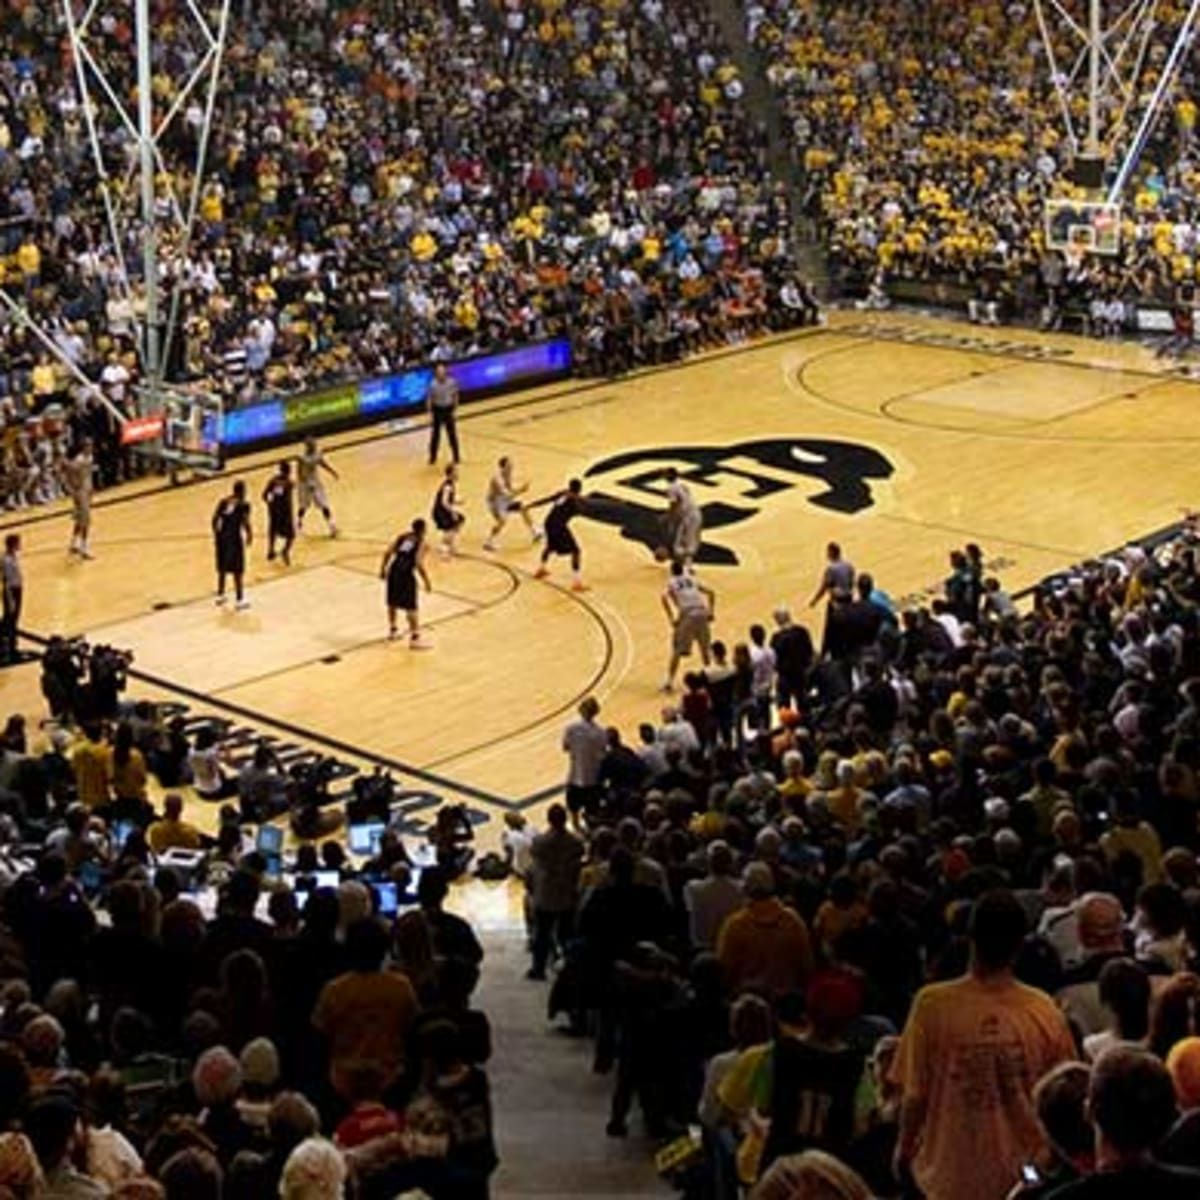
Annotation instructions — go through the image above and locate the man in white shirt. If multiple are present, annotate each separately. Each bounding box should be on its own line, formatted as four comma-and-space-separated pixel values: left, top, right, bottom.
659, 705, 700, 758
662, 559, 714, 690
562, 696, 607, 829
748, 623, 776, 729
663, 467, 703, 564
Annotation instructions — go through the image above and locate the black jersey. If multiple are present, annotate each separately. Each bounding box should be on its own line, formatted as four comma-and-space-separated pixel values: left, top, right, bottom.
264, 476, 294, 519
213, 498, 249, 547
545, 491, 581, 535
390, 532, 420, 577
432, 479, 462, 531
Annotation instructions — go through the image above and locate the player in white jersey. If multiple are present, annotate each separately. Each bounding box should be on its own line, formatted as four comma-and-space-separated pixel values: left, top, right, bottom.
297, 437, 339, 536
664, 466, 702, 564
661, 557, 715, 691
483, 456, 541, 551
64, 439, 95, 559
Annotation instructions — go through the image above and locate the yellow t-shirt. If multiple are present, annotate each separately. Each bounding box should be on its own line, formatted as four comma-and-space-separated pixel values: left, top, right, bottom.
147, 817, 202, 854
72, 741, 110, 809
892, 975, 1075, 1200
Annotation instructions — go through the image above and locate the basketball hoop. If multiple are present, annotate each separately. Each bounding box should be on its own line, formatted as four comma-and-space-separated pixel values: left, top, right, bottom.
125, 385, 224, 481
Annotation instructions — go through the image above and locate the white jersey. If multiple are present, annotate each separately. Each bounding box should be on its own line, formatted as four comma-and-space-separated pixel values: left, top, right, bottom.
298, 448, 323, 487
667, 478, 699, 519
65, 455, 93, 501
667, 571, 708, 614
297, 448, 328, 507
487, 469, 513, 506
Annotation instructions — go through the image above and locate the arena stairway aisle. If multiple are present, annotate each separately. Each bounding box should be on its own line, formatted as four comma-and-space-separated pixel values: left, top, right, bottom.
705, 0, 828, 290
471, 912, 672, 1198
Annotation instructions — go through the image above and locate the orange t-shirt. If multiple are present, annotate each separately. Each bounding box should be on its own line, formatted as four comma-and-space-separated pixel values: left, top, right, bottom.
892, 974, 1076, 1200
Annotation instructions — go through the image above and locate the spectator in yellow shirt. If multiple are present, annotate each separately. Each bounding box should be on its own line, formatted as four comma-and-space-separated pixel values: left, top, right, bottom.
147, 793, 203, 854
71, 723, 111, 811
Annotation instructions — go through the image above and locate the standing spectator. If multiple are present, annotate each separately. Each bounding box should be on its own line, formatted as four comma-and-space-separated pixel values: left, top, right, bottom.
716, 862, 813, 999
770, 608, 814, 711
562, 697, 608, 830
684, 841, 745, 952
312, 918, 419, 1102
892, 890, 1076, 1200
527, 803, 583, 981
747, 625, 777, 733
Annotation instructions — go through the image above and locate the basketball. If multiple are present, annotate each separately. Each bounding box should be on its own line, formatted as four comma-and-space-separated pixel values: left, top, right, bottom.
653, 545, 671, 562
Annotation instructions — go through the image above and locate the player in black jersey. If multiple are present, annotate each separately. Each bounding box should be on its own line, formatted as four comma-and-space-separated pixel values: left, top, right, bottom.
262, 461, 296, 565
431, 463, 466, 558
380, 518, 432, 646
213, 480, 252, 609
534, 478, 588, 591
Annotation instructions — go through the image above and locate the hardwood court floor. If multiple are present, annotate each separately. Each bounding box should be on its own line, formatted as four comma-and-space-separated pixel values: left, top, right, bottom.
3, 311, 1197, 828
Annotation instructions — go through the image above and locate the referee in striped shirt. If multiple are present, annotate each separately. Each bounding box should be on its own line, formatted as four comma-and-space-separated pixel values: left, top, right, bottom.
427, 362, 461, 465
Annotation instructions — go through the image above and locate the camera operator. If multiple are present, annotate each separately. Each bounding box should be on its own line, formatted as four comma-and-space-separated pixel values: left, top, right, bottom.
87, 643, 131, 720
41, 637, 85, 721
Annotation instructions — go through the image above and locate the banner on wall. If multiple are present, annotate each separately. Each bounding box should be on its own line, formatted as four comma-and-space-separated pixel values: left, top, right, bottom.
220, 338, 573, 452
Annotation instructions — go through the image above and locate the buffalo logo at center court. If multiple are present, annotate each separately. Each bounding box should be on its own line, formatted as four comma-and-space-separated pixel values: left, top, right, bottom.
580, 438, 894, 566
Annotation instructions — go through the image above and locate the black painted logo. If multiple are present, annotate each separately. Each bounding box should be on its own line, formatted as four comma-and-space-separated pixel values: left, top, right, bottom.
581, 438, 894, 565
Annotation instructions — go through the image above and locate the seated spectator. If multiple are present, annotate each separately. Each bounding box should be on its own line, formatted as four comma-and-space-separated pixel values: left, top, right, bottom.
1082, 959, 1150, 1062
333, 1062, 403, 1151
226, 1092, 320, 1200
1048, 1046, 1200, 1197
188, 729, 237, 802
1134, 883, 1189, 973
192, 1045, 254, 1162
106, 722, 151, 824
236, 745, 288, 823
749, 1149, 872, 1200
159, 1147, 223, 1200
24, 1090, 107, 1198
1160, 1037, 1200, 1168
1007, 1062, 1094, 1199
234, 1038, 280, 1143
279, 1138, 346, 1200
146, 796, 202, 855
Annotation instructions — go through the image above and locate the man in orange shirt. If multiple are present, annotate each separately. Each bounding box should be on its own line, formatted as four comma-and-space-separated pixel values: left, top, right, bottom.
313, 918, 420, 1100
892, 889, 1076, 1200
716, 862, 813, 999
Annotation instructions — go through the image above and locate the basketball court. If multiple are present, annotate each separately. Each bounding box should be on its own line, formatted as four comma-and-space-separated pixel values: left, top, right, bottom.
3, 311, 1196, 837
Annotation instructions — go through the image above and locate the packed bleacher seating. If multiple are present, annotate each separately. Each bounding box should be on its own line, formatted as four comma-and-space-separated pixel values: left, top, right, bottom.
6, 513, 1200, 1196
0, 0, 821, 508
743, 0, 1200, 328
6, 522, 1200, 1196
505, 516, 1200, 1198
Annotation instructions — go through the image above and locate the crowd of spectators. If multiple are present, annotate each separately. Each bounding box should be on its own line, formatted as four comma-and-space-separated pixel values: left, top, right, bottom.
0, 0, 820, 509
506, 514, 1200, 1198
0, 688, 499, 1197
744, 0, 1200, 328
